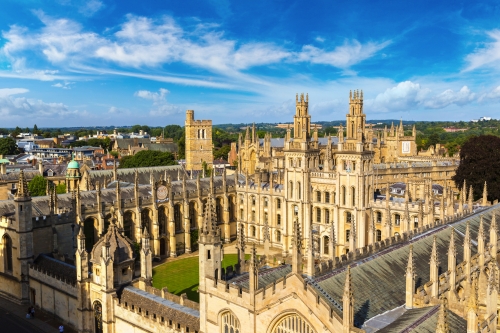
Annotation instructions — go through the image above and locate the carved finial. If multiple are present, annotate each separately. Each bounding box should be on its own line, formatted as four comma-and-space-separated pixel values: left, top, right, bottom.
436, 297, 450, 333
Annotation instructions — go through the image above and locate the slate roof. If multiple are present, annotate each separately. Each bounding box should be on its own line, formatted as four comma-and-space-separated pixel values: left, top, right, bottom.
230, 265, 292, 289
0, 170, 40, 182
87, 165, 186, 187
115, 138, 150, 149
32, 253, 77, 284
376, 306, 466, 333
311, 207, 497, 327
121, 287, 200, 331
143, 143, 178, 153
258, 137, 339, 148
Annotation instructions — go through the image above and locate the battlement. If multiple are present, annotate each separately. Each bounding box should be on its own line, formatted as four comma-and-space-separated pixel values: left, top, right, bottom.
296, 93, 309, 104
349, 89, 363, 102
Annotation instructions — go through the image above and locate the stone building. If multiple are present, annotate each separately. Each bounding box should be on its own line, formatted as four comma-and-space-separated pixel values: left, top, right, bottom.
185, 110, 213, 171
234, 91, 464, 258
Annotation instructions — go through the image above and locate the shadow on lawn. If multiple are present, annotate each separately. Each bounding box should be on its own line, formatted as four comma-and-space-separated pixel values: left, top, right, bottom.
179, 284, 200, 303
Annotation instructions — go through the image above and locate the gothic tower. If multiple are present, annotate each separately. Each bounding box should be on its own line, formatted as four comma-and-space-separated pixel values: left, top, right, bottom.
346, 90, 366, 142
185, 110, 213, 171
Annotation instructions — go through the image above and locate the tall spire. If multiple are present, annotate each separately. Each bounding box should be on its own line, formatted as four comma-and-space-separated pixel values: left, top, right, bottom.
478, 215, 486, 267
464, 221, 472, 281
237, 222, 246, 273
343, 266, 354, 333
482, 181, 488, 206
448, 229, 457, 294
249, 242, 259, 292
292, 220, 303, 274
466, 275, 479, 333
15, 169, 30, 200
430, 235, 440, 297
468, 185, 473, 209
406, 245, 415, 309
491, 212, 498, 260
200, 193, 219, 238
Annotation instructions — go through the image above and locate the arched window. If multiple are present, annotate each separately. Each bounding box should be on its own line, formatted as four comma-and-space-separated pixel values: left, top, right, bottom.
251, 226, 256, 237
276, 199, 281, 209
346, 211, 352, 223
174, 205, 182, 232
277, 214, 281, 225
346, 230, 350, 242
316, 191, 321, 202
94, 301, 103, 333
394, 214, 401, 226
277, 231, 281, 242
341, 186, 346, 205
323, 236, 329, 255
216, 198, 223, 222
221, 312, 240, 333
141, 209, 152, 234
376, 211, 382, 223
251, 210, 255, 222
325, 209, 330, 224
376, 230, 382, 241
189, 202, 197, 230
351, 187, 356, 207
3, 234, 13, 272
83, 217, 98, 252
271, 314, 316, 333
325, 192, 330, 203
316, 208, 321, 223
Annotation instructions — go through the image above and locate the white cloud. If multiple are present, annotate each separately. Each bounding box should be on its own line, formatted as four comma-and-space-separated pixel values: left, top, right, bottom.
369, 81, 477, 112
108, 106, 129, 114
296, 40, 391, 68
465, 30, 500, 71
134, 88, 181, 116
370, 81, 430, 112
0, 90, 84, 119
424, 86, 476, 109
51, 81, 73, 89
1, 13, 388, 84
79, 0, 104, 17
0, 88, 29, 98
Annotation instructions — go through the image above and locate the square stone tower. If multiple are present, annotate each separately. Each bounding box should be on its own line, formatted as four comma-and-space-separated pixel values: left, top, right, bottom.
185, 110, 213, 171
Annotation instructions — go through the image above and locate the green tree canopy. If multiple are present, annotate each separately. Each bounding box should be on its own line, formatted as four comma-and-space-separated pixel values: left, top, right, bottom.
453, 135, 500, 202
119, 150, 177, 168
55, 183, 66, 194
28, 175, 47, 197
0, 137, 20, 155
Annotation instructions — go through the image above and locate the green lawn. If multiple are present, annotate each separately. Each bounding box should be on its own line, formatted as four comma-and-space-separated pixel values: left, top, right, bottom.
152, 253, 247, 302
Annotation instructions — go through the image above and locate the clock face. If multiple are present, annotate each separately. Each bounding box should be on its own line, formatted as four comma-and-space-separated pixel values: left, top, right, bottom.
157, 185, 168, 200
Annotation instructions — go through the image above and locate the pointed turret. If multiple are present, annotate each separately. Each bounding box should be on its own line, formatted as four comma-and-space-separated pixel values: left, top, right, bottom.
406, 245, 415, 309
490, 212, 497, 260
343, 266, 354, 333
464, 221, 472, 281
329, 220, 336, 257
140, 227, 152, 288
249, 243, 258, 292
412, 124, 416, 137
478, 215, 485, 267
468, 185, 473, 210
15, 170, 30, 200
482, 181, 488, 206
430, 235, 440, 298
466, 276, 479, 333
237, 222, 246, 273
291, 220, 303, 275
448, 229, 457, 294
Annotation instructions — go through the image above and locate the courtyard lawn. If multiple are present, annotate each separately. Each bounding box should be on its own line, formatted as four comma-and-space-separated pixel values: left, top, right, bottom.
152, 253, 248, 302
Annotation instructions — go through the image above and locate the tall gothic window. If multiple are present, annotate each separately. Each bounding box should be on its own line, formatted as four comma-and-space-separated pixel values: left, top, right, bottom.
395, 214, 401, 226
174, 204, 182, 232
341, 186, 346, 205
271, 314, 316, 333
316, 191, 321, 202
351, 187, 356, 207
376, 230, 382, 242
316, 208, 321, 223
94, 301, 103, 333
297, 182, 301, 199
325, 209, 330, 224
277, 199, 281, 209
325, 192, 330, 203
3, 234, 13, 272
376, 211, 382, 223
277, 214, 281, 225
221, 312, 240, 333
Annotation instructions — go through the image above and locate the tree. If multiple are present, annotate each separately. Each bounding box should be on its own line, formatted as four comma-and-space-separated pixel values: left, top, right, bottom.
33, 124, 39, 135
0, 137, 20, 155
55, 183, 66, 194
118, 150, 176, 168
28, 175, 47, 196
453, 135, 500, 202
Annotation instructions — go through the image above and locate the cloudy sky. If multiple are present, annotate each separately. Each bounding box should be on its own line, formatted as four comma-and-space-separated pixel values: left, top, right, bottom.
0, 0, 499, 127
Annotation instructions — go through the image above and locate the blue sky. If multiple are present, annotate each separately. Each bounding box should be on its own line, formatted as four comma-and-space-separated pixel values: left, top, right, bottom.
1, 0, 500, 127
